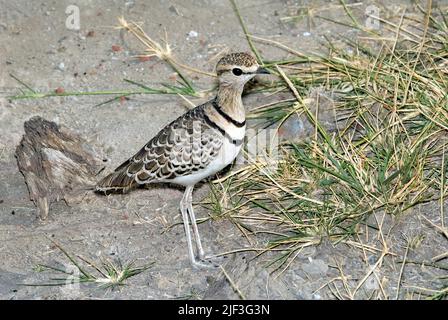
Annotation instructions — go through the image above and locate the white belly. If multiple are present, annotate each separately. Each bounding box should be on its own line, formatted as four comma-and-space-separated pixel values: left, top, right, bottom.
169, 124, 245, 186
169, 138, 243, 186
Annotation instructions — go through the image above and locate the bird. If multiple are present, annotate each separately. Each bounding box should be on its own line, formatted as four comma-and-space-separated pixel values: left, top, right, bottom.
96, 52, 269, 268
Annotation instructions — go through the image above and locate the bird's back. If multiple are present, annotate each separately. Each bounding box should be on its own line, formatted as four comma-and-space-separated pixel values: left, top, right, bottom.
96, 101, 226, 193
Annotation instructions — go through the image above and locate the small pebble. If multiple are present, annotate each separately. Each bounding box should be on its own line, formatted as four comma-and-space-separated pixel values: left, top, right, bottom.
57, 62, 65, 71
303, 31, 311, 37
187, 30, 198, 39
55, 87, 65, 94
312, 293, 322, 300
111, 45, 122, 52
125, 0, 135, 7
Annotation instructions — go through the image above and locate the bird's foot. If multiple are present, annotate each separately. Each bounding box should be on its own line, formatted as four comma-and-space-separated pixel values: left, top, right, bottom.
200, 253, 226, 268
198, 249, 206, 261
191, 258, 219, 269
190, 252, 224, 269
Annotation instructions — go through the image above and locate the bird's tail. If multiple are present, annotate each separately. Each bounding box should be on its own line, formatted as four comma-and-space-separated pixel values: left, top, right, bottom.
95, 161, 137, 194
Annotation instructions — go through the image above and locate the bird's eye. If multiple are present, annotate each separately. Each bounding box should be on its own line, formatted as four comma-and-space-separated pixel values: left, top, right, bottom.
232, 68, 243, 76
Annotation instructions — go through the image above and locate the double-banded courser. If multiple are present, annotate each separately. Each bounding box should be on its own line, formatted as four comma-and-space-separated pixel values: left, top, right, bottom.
96, 52, 269, 268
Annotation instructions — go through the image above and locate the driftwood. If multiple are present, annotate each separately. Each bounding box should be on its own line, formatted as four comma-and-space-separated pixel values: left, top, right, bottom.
15, 116, 104, 220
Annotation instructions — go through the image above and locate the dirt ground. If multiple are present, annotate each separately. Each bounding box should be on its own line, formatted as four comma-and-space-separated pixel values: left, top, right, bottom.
0, 0, 447, 299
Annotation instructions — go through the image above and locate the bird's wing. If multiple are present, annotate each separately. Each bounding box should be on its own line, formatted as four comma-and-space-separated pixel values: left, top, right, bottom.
96, 103, 223, 192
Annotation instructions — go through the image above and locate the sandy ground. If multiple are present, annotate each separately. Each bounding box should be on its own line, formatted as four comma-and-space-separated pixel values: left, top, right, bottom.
0, 0, 447, 299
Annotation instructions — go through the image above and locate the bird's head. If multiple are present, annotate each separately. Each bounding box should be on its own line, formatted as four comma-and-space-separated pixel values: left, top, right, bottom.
216, 52, 269, 88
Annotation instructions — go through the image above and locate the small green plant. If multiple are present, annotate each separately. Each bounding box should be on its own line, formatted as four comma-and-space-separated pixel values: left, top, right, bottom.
28, 240, 154, 290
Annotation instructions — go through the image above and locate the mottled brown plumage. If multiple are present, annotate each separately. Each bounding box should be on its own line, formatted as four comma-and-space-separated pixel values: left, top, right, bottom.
216, 52, 258, 75
96, 52, 268, 268
96, 103, 224, 193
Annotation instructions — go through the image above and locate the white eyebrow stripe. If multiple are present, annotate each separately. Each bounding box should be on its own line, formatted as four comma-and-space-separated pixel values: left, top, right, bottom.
229, 65, 258, 73
242, 65, 259, 73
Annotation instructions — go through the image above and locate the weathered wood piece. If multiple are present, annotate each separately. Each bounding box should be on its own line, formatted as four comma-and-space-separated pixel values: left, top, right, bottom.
15, 116, 103, 220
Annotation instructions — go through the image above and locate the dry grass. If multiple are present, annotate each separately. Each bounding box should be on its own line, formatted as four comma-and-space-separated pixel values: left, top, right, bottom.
201, 0, 448, 299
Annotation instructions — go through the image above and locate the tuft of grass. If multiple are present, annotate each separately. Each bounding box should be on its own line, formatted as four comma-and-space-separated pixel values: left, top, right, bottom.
27, 240, 154, 290
206, 1, 448, 273
117, 17, 216, 79
428, 286, 448, 300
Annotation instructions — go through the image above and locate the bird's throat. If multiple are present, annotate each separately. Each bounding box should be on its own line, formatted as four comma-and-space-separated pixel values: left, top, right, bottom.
216, 84, 245, 123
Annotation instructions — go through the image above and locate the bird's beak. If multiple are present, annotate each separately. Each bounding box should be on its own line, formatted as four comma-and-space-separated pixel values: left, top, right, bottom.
256, 67, 270, 74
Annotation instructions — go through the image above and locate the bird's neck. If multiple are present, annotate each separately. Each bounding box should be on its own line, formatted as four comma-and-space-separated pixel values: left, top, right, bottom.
215, 84, 245, 123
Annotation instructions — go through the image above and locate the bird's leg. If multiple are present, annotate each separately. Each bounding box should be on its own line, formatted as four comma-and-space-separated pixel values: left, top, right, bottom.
186, 186, 205, 260
180, 186, 197, 266
187, 187, 222, 267
181, 186, 213, 269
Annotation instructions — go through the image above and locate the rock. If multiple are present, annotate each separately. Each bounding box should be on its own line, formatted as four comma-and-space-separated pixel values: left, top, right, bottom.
278, 116, 305, 142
